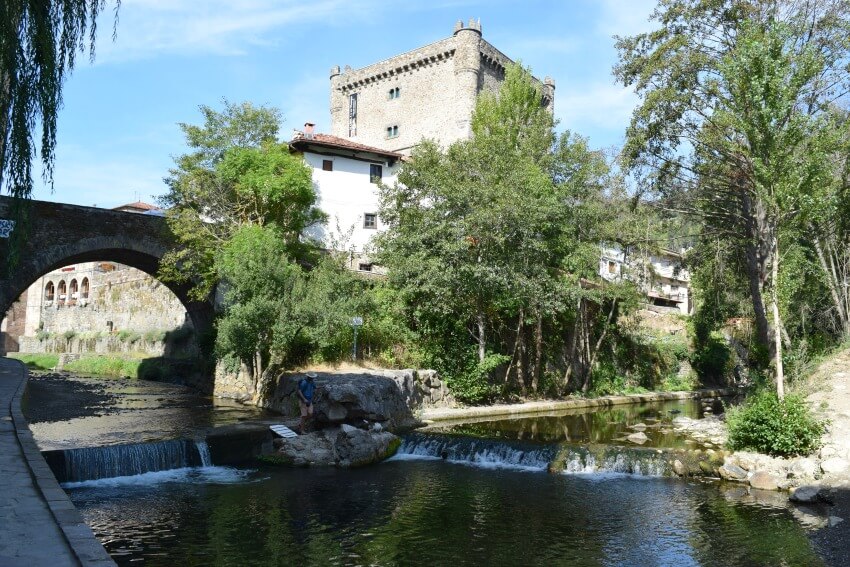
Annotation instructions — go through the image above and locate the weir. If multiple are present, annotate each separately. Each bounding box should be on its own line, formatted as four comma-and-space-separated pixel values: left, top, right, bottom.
43, 439, 214, 483
397, 432, 676, 476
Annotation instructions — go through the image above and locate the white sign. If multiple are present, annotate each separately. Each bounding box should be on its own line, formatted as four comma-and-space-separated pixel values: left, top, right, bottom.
350, 317, 363, 326
0, 219, 14, 238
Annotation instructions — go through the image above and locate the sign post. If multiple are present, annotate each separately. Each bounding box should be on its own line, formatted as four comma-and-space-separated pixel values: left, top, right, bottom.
350, 317, 363, 361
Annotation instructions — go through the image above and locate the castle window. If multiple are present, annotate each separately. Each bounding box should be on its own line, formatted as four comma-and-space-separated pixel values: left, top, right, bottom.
388, 87, 400, 100
44, 282, 55, 302
57, 280, 67, 304
364, 213, 377, 229
81, 278, 90, 299
349, 93, 358, 137
607, 261, 617, 274
69, 279, 79, 300
370, 164, 383, 184
386, 125, 399, 139
322, 159, 333, 171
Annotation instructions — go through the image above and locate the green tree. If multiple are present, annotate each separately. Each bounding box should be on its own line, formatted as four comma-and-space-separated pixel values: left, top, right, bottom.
1, 1, 119, 199
159, 100, 323, 299
377, 64, 615, 400
615, 0, 850, 397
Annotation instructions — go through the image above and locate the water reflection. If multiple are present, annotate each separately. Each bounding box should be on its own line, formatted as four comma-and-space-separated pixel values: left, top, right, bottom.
69, 460, 823, 566
431, 398, 722, 449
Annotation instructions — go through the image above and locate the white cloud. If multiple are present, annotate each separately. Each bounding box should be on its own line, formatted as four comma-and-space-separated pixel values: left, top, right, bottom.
556, 81, 639, 146
595, 0, 657, 38
93, 0, 366, 63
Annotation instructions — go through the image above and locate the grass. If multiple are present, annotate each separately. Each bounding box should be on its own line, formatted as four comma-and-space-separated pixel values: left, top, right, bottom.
65, 356, 142, 377
7, 352, 143, 377
8, 353, 59, 370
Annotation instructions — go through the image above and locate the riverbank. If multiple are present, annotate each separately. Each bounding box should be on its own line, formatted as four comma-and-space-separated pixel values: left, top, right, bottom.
418, 387, 737, 423
803, 349, 850, 566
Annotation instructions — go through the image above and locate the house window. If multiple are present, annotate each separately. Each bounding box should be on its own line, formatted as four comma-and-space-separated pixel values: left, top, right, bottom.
44, 282, 55, 302
322, 159, 333, 171
358, 263, 374, 272
388, 87, 400, 99
607, 261, 617, 274
81, 278, 90, 299
386, 125, 399, 138
57, 280, 67, 299
370, 164, 382, 184
364, 213, 377, 229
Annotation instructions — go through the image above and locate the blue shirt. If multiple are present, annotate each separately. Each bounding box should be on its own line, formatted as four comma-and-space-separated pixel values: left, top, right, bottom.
299, 378, 316, 402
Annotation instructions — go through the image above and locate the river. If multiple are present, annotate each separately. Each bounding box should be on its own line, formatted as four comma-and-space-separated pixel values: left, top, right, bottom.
26, 373, 825, 566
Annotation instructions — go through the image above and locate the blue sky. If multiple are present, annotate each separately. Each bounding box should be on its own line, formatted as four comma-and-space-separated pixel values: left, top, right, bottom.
32, 0, 657, 208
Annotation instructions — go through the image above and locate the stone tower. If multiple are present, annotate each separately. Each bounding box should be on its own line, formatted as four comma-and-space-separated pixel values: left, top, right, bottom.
328, 21, 554, 154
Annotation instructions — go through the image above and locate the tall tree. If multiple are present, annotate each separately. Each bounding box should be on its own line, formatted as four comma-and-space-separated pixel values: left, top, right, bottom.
377, 64, 613, 400
615, 0, 850, 397
1, 0, 119, 199
159, 100, 324, 299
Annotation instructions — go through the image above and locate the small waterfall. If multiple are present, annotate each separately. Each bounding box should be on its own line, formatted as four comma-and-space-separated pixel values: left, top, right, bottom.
397, 433, 673, 476
195, 440, 212, 467
52, 439, 204, 483
398, 433, 555, 471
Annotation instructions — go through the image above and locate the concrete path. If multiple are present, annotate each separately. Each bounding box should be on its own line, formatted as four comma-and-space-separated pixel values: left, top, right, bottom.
0, 357, 115, 566
418, 387, 738, 423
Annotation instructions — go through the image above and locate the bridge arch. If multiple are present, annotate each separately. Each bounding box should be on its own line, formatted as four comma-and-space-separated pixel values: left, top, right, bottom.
0, 197, 214, 343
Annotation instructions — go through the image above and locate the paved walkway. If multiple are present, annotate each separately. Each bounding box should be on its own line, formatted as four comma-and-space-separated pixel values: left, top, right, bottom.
0, 357, 114, 566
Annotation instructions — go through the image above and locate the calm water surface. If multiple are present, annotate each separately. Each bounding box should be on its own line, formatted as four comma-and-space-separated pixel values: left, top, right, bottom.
29, 374, 822, 566
68, 459, 822, 566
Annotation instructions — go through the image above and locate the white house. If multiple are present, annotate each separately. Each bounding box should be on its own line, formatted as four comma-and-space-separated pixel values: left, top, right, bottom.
290, 124, 402, 272
599, 244, 692, 315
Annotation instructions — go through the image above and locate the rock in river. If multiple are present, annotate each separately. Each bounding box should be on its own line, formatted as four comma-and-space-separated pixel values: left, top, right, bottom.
627, 432, 649, 444
267, 372, 418, 431
749, 471, 780, 491
269, 425, 400, 468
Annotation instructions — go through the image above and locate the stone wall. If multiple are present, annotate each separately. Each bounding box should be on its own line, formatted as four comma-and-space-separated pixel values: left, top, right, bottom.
0, 289, 26, 352
19, 334, 168, 356
32, 264, 188, 335
329, 20, 553, 154
213, 365, 457, 412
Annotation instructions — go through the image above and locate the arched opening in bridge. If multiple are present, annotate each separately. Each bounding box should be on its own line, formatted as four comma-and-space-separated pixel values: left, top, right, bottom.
1, 258, 213, 389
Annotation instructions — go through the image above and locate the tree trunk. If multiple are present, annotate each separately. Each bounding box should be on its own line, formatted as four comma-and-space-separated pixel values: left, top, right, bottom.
771, 235, 785, 400
476, 310, 486, 364
740, 191, 773, 358
812, 233, 850, 338
531, 310, 543, 394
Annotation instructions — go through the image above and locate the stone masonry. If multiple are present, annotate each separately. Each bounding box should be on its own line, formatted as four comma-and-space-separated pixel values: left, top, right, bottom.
329, 19, 555, 154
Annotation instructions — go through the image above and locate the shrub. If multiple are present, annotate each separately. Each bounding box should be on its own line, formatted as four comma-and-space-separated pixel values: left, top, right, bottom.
62, 329, 77, 341
117, 329, 141, 344
726, 390, 825, 457
35, 330, 51, 341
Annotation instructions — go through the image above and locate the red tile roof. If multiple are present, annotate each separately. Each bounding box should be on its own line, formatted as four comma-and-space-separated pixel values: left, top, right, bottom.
289, 133, 403, 159
113, 201, 161, 212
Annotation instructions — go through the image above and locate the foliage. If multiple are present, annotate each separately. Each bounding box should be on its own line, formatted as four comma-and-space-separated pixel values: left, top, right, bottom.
159, 100, 323, 300
9, 353, 58, 370
726, 390, 825, 457
377, 63, 627, 398
35, 330, 51, 341
0, 1, 118, 200
65, 355, 142, 378
616, 0, 850, 393
62, 329, 77, 341
116, 329, 140, 344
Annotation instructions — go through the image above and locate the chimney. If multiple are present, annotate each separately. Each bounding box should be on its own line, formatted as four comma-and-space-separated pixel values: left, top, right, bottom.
304, 122, 315, 139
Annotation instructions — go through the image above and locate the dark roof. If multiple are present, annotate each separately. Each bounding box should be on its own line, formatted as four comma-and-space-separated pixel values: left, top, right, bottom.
289, 133, 403, 160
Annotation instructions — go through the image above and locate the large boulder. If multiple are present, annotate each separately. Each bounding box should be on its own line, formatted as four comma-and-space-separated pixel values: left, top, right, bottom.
749, 471, 780, 491
266, 372, 418, 431
269, 425, 400, 468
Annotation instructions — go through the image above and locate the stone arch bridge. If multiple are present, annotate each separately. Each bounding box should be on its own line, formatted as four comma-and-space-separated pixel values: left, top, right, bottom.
0, 196, 214, 344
